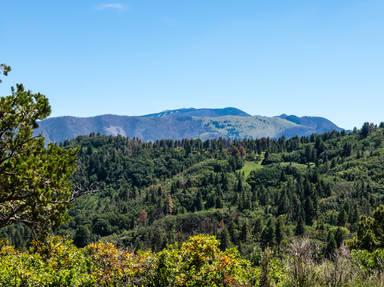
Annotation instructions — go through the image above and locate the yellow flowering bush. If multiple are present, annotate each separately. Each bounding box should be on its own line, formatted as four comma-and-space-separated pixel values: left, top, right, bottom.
155, 234, 258, 287
0, 234, 257, 286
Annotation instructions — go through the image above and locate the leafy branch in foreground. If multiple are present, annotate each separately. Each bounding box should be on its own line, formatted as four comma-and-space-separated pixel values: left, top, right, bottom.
0, 64, 11, 83
0, 82, 77, 236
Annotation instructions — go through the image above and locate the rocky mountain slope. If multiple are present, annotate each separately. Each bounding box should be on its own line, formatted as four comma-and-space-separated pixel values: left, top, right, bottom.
35, 108, 342, 143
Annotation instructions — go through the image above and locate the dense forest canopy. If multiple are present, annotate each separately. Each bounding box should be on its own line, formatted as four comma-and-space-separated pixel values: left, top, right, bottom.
1, 66, 384, 286
1, 124, 384, 286
45, 124, 383, 255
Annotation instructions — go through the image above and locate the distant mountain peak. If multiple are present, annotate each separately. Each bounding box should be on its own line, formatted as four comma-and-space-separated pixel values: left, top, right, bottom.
278, 114, 342, 133
35, 108, 342, 143
143, 107, 250, 118
143, 108, 196, 118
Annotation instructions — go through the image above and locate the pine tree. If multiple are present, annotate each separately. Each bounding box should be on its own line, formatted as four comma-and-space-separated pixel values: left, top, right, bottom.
231, 193, 239, 206
215, 196, 224, 209
325, 231, 337, 257
343, 142, 352, 157
0, 82, 77, 234
337, 209, 347, 226
170, 182, 177, 194
240, 221, 250, 242
295, 217, 305, 236
236, 178, 243, 193
335, 228, 344, 248
74, 225, 92, 247
165, 194, 174, 215
260, 219, 275, 249
194, 192, 204, 212
205, 193, 216, 209
360, 122, 371, 138
277, 189, 289, 215
221, 173, 230, 192
349, 206, 359, 226
253, 217, 263, 237
259, 248, 273, 287
304, 177, 312, 197
262, 151, 270, 165
304, 197, 315, 225
275, 218, 284, 247
220, 228, 231, 250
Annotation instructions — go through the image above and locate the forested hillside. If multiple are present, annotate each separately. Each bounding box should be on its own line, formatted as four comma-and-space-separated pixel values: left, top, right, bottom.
2, 100, 384, 285
22, 122, 380, 258
0, 80, 383, 285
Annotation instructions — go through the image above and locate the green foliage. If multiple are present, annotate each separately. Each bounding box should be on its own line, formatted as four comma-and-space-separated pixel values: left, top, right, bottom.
155, 234, 257, 286
0, 83, 77, 236
2, 232, 384, 286
0, 236, 95, 286
348, 205, 384, 251
325, 231, 337, 257
0, 234, 258, 287
0, 64, 11, 82
2, 82, 384, 285
241, 160, 262, 178
352, 248, 384, 276
1, 64, 383, 286
36, 123, 383, 260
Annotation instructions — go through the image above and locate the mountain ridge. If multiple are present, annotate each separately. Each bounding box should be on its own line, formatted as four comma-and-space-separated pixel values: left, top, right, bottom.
143, 107, 250, 118
35, 107, 342, 143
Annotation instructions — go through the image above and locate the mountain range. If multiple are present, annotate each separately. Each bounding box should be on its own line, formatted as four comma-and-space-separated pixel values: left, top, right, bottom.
35, 107, 342, 143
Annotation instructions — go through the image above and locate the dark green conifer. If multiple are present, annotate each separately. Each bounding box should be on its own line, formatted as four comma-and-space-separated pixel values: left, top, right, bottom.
295, 217, 305, 236
220, 228, 231, 250
260, 219, 275, 249
335, 228, 344, 248
275, 218, 284, 247
337, 209, 347, 226
240, 221, 250, 242
325, 231, 337, 257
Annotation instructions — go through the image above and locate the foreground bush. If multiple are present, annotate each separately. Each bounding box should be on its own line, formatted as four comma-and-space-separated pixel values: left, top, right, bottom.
154, 234, 258, 286
0, 237, 95, 286
1, 234, 384, 287
0, 234, 258, 287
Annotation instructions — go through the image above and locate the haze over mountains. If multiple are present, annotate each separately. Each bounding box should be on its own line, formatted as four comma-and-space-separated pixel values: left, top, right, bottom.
35, 107, 342, 143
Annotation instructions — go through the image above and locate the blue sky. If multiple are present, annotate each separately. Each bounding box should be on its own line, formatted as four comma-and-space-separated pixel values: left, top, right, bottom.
1, 0, 383, 129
